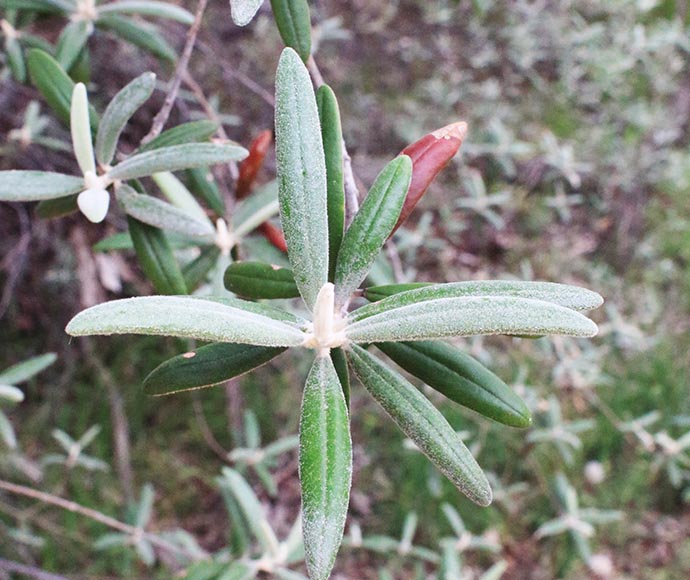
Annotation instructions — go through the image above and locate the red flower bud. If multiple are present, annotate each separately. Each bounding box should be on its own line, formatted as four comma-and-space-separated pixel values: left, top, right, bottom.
259, 221, 288, 252
392, 121, 467, 233
236, 129, 272, 199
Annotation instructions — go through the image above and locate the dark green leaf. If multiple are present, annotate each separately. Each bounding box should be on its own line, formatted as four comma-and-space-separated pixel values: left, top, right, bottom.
186, 167, 225, 216
138, 120, 219, 153
316, 84, 345, 283
270, 0, 312, 61
127, 216, 188, 295
331, 347, 350, 408
97, 15, 177, 62
55, 20, 90, 72
347, 344, 491, 506
376, 341, 531, 428
334, 155, 412, 306
223, 261, 300, 299
143, 342, 285, 396
36, 195, 79, 218
363, 283, 431, 302
300, 355, 352, 580
97, 1, 195, 24
182, 246, 221, 290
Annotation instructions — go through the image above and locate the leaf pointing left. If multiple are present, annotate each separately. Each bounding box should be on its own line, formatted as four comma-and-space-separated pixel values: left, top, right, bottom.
0, 171, 84, 201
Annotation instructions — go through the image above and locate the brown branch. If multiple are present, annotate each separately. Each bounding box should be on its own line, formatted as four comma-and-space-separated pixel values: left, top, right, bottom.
0, 480, 202, 560
141, 0, 209, 145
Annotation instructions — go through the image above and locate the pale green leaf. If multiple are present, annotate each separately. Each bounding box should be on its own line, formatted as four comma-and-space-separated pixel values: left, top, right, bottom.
0, 171, 84, 201
71, 82, 96, 175
66, 296, 305, 347
0, 353, 57, 384
152, 172, 213, 228
55, 20, 90, 71
274, 48, 328, 310
97, 0, 194, 24
230, 0, 264, 26
0, 385, 24, 404
232, 181, 279, 238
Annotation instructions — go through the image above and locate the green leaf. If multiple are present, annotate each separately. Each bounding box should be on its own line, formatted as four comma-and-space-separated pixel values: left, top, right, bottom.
109, 143, 247, 181
0, 385, 25, 404
143, 342, 285, 396
93, 231, 134, 252
0, 0, 71, 12
97, 0, 195, 24
182, 246, 221, 290
216, 562, 257, 580
27, 49, 98, 129
66, 296, 306, 347
274, 48, 328, 310
0, 171, 84, 202
331, 347, 350, 408
376, 341, 531, 428
0, 353, 56, 384
186, 167, 225, 216
300, 355, 352, 580
96, 72, 156, 166
230, 0, 264, 26
334, 155, 412, 306
70, 82, 96, 176
0, 411, 17, 449
363, 283, 431, 302
316, 85, 345, 282
152, 172, 212, 227
36, 195, 79, 218
353, 280, 604, 322
232, 181, 279, 238
138, 120, 219, 153
346, 296, 598, 343
347, 344, 491, 506
223, 262, 299, 299
127, 216, 188, 295
55, 20, 90, 72
6, 37, 26, 83
270, 0, 311, 62
97, 15, 177, 62
116, 185, 215, 240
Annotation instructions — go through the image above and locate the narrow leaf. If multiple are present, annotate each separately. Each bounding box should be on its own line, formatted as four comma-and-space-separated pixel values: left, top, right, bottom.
0, 171, 83, 202
0, 353, 56, 385
138, 120, 219, 152
331, 347, 350, 408
316, 85, 345, 282
6, 37, 26, 83
143, 343, 285, 396
152, 172, 212, 227
300, 355, 352, 580
187, 167, 225, 216
376, 341, 531, 428
97, 15, 177, 62
237, 130, 272, 199
0, 385, 25, 404
27, 49, 98, 129
36, 195, 79, 218
127, 216, 188, 295
230, 0, 264, 27
270, 0, 311, 61
352, 280, 604, 323
55, 20, 90, 72
66, 296, 306, 347
363, 283, 431, 302
346, 296, 599, 343
97, 1, 195, 24
96, 72, 156, 166
224, 262, 299, 299
70, 83, 96, 175
182, 246, 221, 290
347, 344, 491, 506
232, 181, 279, 239
109, 143, 247, 181
334, 155, 412, 306
117, 185, 215, 240
274, 48, 328, 310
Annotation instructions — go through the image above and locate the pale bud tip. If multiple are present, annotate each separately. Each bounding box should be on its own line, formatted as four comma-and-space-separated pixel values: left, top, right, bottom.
432, 121, 468, 141
77, 188, 110, 223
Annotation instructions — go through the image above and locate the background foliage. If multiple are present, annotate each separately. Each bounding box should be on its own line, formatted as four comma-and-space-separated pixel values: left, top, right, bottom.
2, 0, 690, 578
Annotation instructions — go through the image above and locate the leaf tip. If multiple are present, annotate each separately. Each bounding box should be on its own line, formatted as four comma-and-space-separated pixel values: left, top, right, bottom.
431, 120, 468, 142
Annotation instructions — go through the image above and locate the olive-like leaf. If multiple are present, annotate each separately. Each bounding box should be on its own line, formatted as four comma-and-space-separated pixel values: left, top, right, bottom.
363, 283, 431, 302
152, 172, 212, 227
187, 167, 225, 216
97, 1, 194, 24
316, 85, 345, 283
182, 246, 220, 290
109, 143, 248, 181
27, 49, 98, 129
274, 48, 328, 310
230, 0, 264, 26
300, 355, 352, 580
66, 296, 306, 347
116, 185, 215, 240
127, 216, 188, 295
97, 15, 177, 62
36, 195, 79, 218
55, 20, 90, 72
0, 385, 24, 404
0, 353, 57, 385
347, 296, 598, 343
0, 171, 84, 202
70, 83, 96, 176
138, 120, 219, 153
376, 341, 531, 428
143, 342, 285, 396
347, 344, 491, 506
232, 181, 279, 238
352, 280, 604, 323
331, 347, 350, 408
96, 72, 156, 166
334, 155, 412, 306
0, 0, 71, 11
6, 37, 26, 83
224, 261, 300, 299
270, 0, 311, 61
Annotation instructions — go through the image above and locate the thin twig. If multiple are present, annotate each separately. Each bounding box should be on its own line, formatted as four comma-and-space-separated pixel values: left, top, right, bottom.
306, 56, 360, 224
192, 394, 232, 462
141, 0, 209, 145
0, 480, 202, 560
385, 240, 405, 283
0, 558, 68, 580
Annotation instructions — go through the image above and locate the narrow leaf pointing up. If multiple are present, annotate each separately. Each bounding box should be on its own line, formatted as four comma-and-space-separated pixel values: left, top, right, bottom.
274, 48, 329, 310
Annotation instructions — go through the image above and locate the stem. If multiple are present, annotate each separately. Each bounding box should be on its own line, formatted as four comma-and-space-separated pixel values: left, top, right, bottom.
141, 0, 209, 145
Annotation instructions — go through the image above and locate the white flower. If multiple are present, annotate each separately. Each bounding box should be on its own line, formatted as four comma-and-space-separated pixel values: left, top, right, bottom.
584, 460, 606, 485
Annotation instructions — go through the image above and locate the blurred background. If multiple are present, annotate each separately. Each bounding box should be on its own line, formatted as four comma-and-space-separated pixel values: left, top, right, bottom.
2, 0, 690, 578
